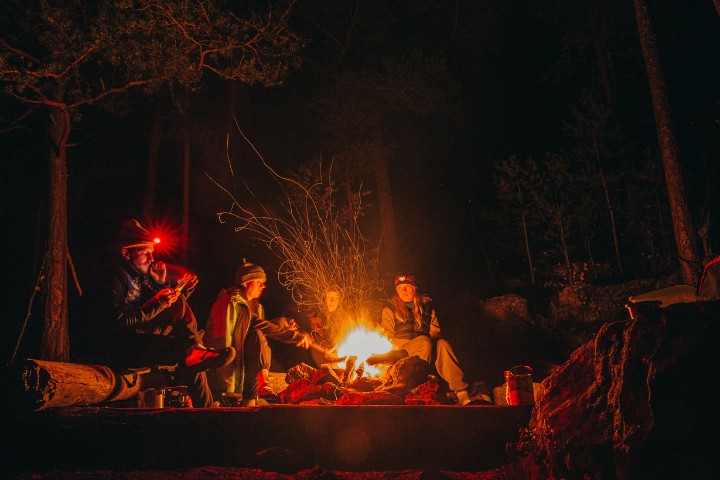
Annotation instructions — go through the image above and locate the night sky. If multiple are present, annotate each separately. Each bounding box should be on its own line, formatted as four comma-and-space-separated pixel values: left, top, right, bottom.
2, 0, 719, 368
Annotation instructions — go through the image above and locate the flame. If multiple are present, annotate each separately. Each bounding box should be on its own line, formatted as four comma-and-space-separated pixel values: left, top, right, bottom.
334, 318, 393, 377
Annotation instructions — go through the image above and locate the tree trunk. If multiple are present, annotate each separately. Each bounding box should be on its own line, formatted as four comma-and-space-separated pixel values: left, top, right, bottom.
143, 104, 162, 219
42, 104, 71, 362
372, 130, 399, 273
633, 0, 700, 286
599, 165, 623, 274
516, 180, 535, 285
558, 217, 572, 282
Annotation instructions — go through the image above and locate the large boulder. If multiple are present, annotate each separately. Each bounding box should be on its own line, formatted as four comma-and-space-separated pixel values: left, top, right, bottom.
516, 301, 720, 479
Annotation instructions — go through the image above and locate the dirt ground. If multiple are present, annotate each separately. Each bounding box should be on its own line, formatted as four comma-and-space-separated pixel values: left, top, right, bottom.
9, 465, 524, 480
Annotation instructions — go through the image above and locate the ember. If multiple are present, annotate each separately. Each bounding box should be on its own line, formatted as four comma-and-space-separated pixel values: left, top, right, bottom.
334, 320, 392, 377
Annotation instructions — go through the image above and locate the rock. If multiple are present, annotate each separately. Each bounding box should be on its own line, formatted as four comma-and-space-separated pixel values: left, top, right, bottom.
477, 294, 530, 331
516, 301, 720, 479
376, 356, 431, 398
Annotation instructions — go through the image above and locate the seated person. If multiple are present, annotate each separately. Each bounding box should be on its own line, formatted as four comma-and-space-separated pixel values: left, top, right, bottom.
371, 273, 491, 405
107, 219, 235, 408
306, 287, 346, 367
204, 259, 312, 406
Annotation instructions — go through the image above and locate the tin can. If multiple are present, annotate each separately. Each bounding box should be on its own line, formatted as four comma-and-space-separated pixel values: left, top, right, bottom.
152, 388, 165, 408
505, 365, 534, 405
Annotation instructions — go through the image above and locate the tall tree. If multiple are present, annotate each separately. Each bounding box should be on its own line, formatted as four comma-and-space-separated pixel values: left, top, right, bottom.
0, 0, 303, 361
319, 52, 463, 272
494, 156, 540, 285
632, 0, 701, 285
563, 94, 625, 274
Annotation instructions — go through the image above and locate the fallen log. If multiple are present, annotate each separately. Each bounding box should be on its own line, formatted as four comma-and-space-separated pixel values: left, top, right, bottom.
1, 359, 142, 411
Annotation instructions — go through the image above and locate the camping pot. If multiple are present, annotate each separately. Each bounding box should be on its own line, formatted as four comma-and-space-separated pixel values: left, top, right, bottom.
137, 388, 164, 408
505, 365, 534, 405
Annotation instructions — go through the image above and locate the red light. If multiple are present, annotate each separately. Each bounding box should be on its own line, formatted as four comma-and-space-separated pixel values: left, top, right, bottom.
143, 217, 182, 257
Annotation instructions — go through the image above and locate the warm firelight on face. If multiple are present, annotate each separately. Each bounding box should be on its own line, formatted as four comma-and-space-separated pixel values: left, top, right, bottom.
335, 319, 393, 377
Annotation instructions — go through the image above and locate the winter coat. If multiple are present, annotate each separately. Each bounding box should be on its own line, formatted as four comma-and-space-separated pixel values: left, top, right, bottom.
380, 295, 442, 348
205, 286, 304, 393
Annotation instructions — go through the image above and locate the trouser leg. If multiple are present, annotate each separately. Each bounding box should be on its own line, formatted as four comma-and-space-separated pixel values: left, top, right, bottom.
242, 328, 271, 399
161, 296, 202, 344
177, 367, 214, 408
434, 338, 468, 392
395, 335, 433, 362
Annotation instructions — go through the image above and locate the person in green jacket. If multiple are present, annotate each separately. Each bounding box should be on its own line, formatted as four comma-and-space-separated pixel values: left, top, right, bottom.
204, 259, 312, 406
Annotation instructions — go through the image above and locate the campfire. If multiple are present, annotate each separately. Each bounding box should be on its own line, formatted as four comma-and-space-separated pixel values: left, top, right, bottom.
333, 319, 393, 378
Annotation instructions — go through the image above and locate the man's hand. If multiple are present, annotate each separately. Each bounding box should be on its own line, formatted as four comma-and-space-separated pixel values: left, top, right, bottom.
155, 287, 180, 308
149, 261, 167, 284
295, 332, 312, 349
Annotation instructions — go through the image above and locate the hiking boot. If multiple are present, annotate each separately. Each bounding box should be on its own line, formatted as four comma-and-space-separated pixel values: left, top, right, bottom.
467, 392, 493, 405
258, 383, 280, 403
466, 381, 494, 405
184, 345, 235, 373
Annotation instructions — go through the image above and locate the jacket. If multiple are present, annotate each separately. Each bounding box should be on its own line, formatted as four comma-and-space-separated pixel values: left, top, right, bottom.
380, 295, 442, 348
204, 286, 305, 393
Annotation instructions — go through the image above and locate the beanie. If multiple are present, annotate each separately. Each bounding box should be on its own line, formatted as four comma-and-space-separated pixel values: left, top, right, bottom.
235, 258, 267, 285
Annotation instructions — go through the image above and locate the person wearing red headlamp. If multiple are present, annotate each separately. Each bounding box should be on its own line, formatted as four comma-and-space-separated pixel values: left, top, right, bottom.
376, 274, 491, 405
107, 219, 235, 408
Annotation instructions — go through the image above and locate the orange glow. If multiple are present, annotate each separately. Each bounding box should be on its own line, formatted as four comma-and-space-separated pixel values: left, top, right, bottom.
335, 317, 393, 378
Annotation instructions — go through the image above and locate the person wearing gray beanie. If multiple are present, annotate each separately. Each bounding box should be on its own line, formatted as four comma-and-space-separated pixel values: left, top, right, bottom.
234, 260, 267, 286
204, 259, 313, 406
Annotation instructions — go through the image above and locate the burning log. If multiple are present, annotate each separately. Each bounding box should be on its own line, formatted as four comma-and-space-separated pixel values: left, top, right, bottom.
342, 356, 357, 383
1, 359, 142, 411
308, 342, 346, 364
355, 362, 365, 380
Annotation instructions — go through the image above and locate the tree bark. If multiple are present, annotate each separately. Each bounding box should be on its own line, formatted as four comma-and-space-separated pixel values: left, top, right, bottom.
633, 0, 700, 286
42, 103, 71, 362
372, 129, 399, 274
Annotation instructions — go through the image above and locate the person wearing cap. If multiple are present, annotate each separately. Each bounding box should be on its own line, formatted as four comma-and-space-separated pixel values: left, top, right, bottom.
374, 274, 491, 405
107, 219, 236, 408
204, 259, 313, 406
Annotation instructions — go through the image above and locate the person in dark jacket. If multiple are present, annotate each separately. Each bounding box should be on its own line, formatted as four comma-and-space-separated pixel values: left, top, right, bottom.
374, 274, 491, 405
204, 259, 312, 406
108, 219, 235, 408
